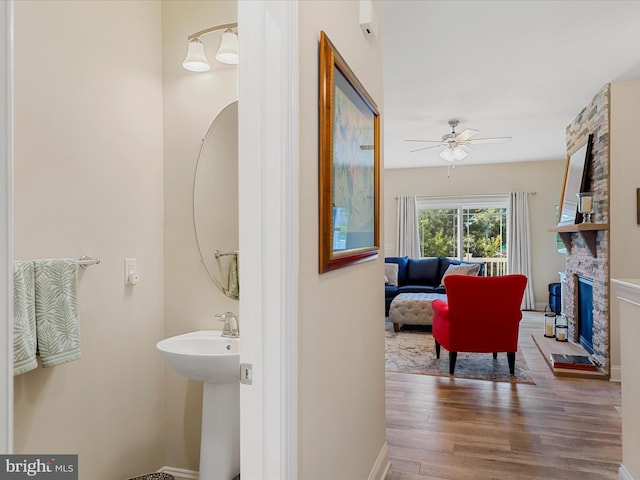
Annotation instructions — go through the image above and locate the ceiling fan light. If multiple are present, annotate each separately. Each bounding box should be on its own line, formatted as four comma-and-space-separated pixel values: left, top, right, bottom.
411, 121, 508, 168
439, 147, 455, 162
439, 145, 468, 163
452, 146, 468, 160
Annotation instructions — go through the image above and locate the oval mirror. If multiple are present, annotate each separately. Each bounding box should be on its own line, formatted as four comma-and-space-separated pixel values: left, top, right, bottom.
193, 101, 239, 298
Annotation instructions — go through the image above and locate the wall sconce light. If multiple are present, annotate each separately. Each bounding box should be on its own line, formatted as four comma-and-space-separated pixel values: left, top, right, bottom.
182, 22, 238, 72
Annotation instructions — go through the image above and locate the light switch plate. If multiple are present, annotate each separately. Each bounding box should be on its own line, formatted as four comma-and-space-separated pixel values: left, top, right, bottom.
124, 258, 136, 285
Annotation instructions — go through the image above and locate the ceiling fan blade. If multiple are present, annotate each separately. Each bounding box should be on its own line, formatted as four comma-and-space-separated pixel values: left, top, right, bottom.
454, 129, 479, 142
466, 137, 512, 145
409, 144, 443, 153
404, 139, 442, 143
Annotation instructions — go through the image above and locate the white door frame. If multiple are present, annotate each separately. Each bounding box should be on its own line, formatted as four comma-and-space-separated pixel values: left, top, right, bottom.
0, 0, 13, 454
238, 1, 298, 478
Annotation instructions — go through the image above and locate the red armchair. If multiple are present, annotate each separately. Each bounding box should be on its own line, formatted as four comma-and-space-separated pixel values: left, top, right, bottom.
432, 274, 528, 375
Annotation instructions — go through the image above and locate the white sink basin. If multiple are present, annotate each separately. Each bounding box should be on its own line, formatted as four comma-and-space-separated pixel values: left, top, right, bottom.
156, 330, 239, 383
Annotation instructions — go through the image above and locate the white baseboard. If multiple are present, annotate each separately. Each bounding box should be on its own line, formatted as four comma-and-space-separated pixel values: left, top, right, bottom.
159, 446, 391, 480
161, 456, 391, 480
534, 302, 547, 312
158, 466, 199, 480
368, 442, 391, 480
619, 464, 634, 480
610, 364, 622, 382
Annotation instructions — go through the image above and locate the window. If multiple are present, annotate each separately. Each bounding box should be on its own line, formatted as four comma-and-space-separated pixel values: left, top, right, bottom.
417, 196, 508, 276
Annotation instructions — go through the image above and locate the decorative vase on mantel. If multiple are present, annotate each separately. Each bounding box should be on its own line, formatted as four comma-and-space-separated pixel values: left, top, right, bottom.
577, 192, 594, 223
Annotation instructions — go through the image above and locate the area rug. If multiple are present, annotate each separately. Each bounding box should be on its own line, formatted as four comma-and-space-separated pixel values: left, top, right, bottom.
385, 324, 535, 384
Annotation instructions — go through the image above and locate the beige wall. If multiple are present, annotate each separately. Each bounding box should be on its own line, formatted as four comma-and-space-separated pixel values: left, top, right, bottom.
12, 1, 388, 477
13, 1, 165, 478
298, 1, 387, 478
384, 160, 567, 309
161, 0, 238, 471
609, 81, 640, 379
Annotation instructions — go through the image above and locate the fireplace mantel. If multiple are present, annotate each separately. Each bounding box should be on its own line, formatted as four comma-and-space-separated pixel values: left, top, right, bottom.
548, 223, 609, 257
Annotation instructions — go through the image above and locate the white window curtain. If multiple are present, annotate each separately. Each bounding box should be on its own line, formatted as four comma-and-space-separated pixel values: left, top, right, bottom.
396, 195, 420, 258
507, 191, 535, 310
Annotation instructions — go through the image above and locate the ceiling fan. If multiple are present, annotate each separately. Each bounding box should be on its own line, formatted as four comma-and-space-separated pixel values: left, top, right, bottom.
406, 120, 511, 163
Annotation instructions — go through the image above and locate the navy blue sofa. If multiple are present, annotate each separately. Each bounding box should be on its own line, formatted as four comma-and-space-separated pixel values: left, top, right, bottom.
385, 256, 485, 316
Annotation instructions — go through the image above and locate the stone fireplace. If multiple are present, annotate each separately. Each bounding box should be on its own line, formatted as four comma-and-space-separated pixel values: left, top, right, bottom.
561, 85, 610, 373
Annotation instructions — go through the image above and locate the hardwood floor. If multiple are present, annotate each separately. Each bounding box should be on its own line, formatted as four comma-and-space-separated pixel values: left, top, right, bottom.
385, 312, 622, 480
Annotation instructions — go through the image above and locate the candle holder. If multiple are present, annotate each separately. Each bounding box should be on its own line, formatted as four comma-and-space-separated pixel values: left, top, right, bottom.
555, 314, 568, 342
576, 192, 594, 224
544, 306, 556, 338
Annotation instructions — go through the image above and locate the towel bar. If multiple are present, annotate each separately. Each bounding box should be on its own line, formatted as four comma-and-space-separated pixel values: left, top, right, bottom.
76, 255, 100, 268
214, 250, 238, 258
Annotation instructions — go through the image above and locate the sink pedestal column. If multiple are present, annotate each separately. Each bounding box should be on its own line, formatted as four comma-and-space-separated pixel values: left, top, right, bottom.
199, 381, 240, 480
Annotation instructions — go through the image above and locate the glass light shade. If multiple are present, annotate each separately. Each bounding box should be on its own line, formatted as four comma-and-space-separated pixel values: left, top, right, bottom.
182, 38, 210, 72
215, 29, 239, 65
439, 145, 468, 162
452, 146, 468, 160
439, 147, 454, 162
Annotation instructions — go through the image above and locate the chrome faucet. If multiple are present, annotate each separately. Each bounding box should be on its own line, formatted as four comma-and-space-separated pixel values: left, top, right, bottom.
216, 312, 239, 338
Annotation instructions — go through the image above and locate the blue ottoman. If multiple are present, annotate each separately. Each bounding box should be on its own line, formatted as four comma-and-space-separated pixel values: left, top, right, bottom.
549, 282, 561, 314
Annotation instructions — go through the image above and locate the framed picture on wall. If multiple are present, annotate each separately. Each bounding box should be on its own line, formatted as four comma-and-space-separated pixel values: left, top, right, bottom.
318, 31, 380, 273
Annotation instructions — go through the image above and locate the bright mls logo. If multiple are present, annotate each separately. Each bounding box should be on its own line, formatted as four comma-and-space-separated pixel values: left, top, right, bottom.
0, 455, 77, 479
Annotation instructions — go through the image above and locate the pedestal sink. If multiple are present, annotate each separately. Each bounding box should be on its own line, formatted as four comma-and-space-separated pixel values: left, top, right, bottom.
157, 330, 240, 480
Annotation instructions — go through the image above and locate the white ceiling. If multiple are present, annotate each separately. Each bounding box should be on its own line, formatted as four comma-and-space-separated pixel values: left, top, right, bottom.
382, 0, 640, 169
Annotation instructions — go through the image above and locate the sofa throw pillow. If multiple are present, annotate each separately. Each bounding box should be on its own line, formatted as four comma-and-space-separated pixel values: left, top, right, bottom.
385, 256, 409, 284
440, 263, 482, 286
385, 263, 399, 286
406, 257, 440, 285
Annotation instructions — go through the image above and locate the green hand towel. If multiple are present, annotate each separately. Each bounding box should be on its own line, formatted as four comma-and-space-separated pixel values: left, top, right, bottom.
227, 253, 239, 300
13, 261, 37, 375
213, 251, 239, 300
34, 259, 81, 368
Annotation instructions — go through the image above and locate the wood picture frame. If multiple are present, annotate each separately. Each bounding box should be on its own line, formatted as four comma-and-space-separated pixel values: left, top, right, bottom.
557, 134, 593, 225
318, 31, 380, 273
